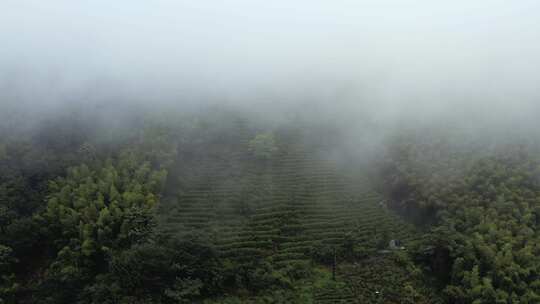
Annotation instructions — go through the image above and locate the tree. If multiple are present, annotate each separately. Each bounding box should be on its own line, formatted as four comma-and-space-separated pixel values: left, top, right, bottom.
0, 244, 18, 302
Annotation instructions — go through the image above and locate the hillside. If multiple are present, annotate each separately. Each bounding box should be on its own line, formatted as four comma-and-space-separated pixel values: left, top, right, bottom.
156, 123, 438, 303
4, 111, 539, 303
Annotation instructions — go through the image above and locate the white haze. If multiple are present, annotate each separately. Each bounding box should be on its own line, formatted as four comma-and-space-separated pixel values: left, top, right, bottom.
1, 0, 540, 129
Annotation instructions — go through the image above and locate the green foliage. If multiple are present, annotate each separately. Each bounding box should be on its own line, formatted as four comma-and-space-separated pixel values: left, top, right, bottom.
156, 114, 431, 303
248, 133, 278, 160
137, 124, 178, 169
79, 235, 225, 303
8, 121, 179, 303
14, 110, 538, 303
44, 151, 166, 255
387, 137, 540, 303
0, 245, 18, 303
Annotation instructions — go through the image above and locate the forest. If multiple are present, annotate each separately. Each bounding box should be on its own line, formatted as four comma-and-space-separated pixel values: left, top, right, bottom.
1, 106, 539, 304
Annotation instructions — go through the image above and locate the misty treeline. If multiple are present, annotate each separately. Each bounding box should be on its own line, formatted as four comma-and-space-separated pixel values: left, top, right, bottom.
383, 131, 540, 303
1, 104, 540, 303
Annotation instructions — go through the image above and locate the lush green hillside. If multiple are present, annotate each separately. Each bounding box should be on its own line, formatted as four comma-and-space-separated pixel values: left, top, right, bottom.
156, 121, 439, 303
7, 109, 540, 303
384, 134, 540, 303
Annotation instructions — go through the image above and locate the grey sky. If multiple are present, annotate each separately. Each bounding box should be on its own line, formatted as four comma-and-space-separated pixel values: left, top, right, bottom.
1, 1, 540, 122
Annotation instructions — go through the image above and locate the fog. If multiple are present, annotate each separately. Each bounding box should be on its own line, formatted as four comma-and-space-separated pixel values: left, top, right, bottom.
2, 1, 540, 134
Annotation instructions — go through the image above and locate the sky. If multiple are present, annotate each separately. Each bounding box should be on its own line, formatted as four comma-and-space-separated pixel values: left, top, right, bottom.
1, 1, 540, 125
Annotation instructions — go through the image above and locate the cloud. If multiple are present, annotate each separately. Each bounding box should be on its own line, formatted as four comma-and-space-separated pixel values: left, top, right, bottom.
1, 0, 539, 127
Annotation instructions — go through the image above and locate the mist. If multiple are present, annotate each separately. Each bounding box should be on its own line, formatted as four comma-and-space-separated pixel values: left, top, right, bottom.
2, 0, 540, 134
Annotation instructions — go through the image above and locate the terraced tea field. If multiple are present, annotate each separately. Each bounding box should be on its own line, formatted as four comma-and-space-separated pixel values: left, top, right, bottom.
158, 129, 425, 302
